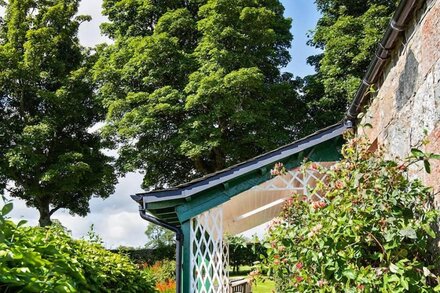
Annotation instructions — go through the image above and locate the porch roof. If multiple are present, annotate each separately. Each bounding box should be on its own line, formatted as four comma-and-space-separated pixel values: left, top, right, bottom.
132, 121, 352, 227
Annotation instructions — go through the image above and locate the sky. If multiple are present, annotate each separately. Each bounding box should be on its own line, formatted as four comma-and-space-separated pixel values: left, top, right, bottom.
8, 0, 321, 248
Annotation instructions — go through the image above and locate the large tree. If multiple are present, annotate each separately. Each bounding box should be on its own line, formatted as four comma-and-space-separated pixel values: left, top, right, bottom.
303, 0, 397, 127
0, 0, 116, 226
95, 0, 307, 189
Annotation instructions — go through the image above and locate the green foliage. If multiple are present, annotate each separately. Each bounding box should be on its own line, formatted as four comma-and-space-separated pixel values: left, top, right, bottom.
0, 201, 157, 292
261, 137, 440, 292
226, 234, 266, 274
144, 260, 177, 285
303, 0, 397, 127
145, 224, 175, 249
0, 0, 116, 226
112, 246, 176, 265
95, 0, 308, 189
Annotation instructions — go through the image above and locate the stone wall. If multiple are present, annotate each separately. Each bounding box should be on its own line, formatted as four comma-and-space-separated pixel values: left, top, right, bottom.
360, 0, 440, 206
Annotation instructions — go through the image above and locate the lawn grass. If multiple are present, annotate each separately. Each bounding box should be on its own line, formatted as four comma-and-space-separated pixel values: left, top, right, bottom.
231, 266, 275, 292
252, 279, 275, 293
232, 274, 275, 293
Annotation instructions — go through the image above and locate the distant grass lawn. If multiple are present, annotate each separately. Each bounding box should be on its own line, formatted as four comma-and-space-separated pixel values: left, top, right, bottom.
232, 275, 275, 293
252, 279, 275, 293
231, 266, 275, 292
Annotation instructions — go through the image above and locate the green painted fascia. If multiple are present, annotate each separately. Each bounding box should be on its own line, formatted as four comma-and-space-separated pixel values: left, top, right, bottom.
147, 198, 185, 210
177, 191, 230, 223
309, 137, 343, 162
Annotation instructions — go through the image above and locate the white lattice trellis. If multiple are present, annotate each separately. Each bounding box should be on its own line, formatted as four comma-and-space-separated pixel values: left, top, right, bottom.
251, 164, 329, 201
190, 207, 229, 293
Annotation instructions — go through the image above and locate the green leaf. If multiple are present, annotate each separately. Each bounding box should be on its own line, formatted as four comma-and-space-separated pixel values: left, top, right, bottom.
430, 154, 440, 160
424, 159, 431, 173
422, 224, 436, 238
2, 203, 13, 216
399, 228, 417, 239
400, 277, 409, 290
342, 269, 356, 280
411, 148, 424, 158
423, 267, 432, 277
389, 263, 399, 274
17, 220, 27, 227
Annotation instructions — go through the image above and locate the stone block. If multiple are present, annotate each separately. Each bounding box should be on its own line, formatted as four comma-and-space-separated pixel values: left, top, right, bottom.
383, 109, 412, 160
425, 126, 440, 200
421, 1, 440, 78
434, 58, 440, 109
410, 71, 436, 145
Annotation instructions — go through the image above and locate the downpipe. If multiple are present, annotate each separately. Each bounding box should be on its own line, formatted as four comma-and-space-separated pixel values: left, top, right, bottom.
139, 207, 183, 293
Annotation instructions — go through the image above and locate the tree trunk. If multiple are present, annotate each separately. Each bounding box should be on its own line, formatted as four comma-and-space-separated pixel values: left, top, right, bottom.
37, 200, 52, 227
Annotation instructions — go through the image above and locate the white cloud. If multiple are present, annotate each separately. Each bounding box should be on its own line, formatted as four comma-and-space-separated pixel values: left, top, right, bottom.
9, 172, 150, 249
78, 0, 111, 47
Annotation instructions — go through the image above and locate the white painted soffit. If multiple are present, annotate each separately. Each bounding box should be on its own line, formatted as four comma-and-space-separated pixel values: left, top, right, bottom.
221, 162, 334, 235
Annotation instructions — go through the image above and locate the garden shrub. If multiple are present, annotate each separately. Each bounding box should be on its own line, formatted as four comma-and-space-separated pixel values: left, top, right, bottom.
226, 234, 266, 275
112, 245, 175, 265
261, 137, 440, 292
0, 201, 157, 293
143, 260, 176, 293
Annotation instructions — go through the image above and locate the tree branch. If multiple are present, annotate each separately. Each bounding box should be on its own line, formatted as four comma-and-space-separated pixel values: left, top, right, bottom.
49, 205, 62, 216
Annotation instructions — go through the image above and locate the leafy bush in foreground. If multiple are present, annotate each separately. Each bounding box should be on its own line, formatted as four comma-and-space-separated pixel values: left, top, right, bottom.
0, 202, 157, 293
261, 137, 440, 292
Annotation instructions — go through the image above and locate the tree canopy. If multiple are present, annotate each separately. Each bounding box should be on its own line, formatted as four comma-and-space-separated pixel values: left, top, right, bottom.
95, 0, 308, 189
303, 0, 397, 128
0, 0, 116, 226
144, 224, 175, 249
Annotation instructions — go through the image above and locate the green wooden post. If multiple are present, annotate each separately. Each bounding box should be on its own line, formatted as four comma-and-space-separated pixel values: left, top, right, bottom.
181, 220, 191, 293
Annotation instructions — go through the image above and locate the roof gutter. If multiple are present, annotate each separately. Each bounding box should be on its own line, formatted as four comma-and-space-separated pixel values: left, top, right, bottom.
347, 0, 418, 120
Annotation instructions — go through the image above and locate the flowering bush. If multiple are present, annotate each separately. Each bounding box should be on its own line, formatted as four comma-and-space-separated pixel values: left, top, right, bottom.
156, 279, 176, 293
144, 260, 176, 292
270, 162, 287, 176
261, 137, 440, 292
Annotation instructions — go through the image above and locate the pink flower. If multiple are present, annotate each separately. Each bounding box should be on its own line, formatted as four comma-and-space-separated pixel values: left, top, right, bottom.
335, 180, 344, 189
313, 223, 323, 231
295, 262, 303, 270
317, 279, 327, 287
312, 201, 327, 210
310, 162, 319, 170
295, 276, 304, 283
357, 284, 365, 291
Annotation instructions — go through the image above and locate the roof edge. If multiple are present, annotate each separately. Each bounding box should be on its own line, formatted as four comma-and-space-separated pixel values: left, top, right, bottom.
347, 0, 420, 120
135, 120, 352, 204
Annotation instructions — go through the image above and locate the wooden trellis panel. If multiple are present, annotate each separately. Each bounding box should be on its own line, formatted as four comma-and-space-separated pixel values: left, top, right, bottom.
190, 207, 229, 293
